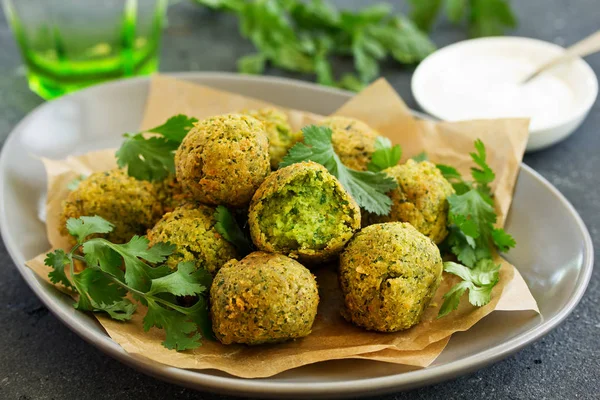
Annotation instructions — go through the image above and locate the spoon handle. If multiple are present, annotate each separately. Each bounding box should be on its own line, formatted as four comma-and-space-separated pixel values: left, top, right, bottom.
522, 30, 600, 84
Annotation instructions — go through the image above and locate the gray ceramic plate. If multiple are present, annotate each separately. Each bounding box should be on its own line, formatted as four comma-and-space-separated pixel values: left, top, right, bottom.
0, 73, 593, 398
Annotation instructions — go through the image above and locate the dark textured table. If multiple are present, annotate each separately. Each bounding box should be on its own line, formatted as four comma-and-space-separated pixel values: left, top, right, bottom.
1, 1, 598, 399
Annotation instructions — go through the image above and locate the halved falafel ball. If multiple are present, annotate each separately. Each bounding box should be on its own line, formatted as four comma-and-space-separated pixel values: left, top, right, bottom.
248, 161, 361, 263
147, 203, 237, 275
60, 169, 162, 244
242, 108, 302, 169
210, 251, 319, 345
372, 160, 455, 243
339, 222, 443, 332
175, 114, 270, 208
320, 116, 380, 171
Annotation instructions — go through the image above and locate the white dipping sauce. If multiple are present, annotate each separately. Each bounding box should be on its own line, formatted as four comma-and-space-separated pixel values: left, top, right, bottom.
421, 54, 575, 131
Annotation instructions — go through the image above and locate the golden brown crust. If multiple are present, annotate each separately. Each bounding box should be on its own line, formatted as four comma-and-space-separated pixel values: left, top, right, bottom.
175, 114, 270, 208
147, 203, 237, 275
339, 222, 443, 332
321, 116, 380, 171
210, 251, 319, 345
60, 169, 162, 244
372, 160, 455, 244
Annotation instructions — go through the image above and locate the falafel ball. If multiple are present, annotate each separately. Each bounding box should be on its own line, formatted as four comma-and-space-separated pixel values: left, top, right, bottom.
248, 161, 361, 263
175, 114, 270, 207
242, 108, 302, 169
371, 159, 455, 243
147, 203, 237, 275
60, 169, 163, 244
339, 222, 443, 332
153, 174, 194, 213
210, 251, 319, 345
320, 116, 380, 171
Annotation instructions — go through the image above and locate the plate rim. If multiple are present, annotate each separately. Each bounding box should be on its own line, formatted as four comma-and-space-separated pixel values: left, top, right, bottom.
0, 72, 594, 397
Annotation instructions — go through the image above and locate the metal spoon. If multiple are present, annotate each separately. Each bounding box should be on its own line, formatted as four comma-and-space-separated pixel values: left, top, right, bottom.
521, 30, 600, 84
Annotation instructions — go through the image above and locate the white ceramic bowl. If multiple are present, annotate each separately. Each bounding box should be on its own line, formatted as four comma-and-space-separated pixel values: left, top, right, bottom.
412, 37, 598, 152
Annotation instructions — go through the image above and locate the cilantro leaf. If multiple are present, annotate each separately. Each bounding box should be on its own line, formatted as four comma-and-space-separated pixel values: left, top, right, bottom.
46, 217, 214, 351
148, 262, 211, 297
146, 115, 198, 143
94, 300, 137, 321
470, 139, 495, 196
408, 0, 443, 32
116, 114, 197, 181
66, 216, 114, 243
281, 125, 397, 215
238, 53, 266, 74
447, 189, 496, 266
143, 299, 202, 351
214, 206, 254, 256
438, 260, 500, 317
67, 175, 86, 191
73, 268, 127, 308
408, 0, 517, 38
367, 136, 402, 172
492, 228, 516, 252
45, 249, 74, 289
83, 236, 174, 292
446, 0, 467, 23
437, 164, 472, 195
116, 134, 179, 181
411, 151, 428, 162
194, 0, 435, 90
469, 0, 517, 37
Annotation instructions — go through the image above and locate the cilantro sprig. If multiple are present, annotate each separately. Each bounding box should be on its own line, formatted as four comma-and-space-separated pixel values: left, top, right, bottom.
436, 140, 515, 317
45, 216, 212, 351
367, 136, 402, 172
438, 260, 501, 317
409, 0, 517, 37
194, 0, 435, 90
116, 115, 197, 181
280, 125, 397, 215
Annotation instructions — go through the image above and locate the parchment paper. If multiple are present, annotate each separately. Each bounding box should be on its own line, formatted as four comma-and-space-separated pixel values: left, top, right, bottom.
26, 75, 538, 378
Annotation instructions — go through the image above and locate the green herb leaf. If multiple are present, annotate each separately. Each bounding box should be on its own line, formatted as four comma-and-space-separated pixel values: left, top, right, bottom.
469, 0, 517, 37
470, 139, 495, 197
66, 216, 114, 243
45, 249, 74, 289
411, 151, 428, 162
116, 134, 179, 181
446, 0, 467, 23
148, 262, 211, 297
238, 53, 266, 74
281, 125, 397, 215
116, 114, 197, 181
438, 259, 500, 317
146, 115, 198, 143
46, 217, 212, 351
367, 136, 402, 172
143, 299, 202, 351
408, 0, 443, 32
214, 206, 254, 256
67, 175, 86, 191
491, 227, 516, 252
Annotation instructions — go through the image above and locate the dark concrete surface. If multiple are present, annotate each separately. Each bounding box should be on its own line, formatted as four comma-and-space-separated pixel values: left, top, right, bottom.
0, 1, 598, 399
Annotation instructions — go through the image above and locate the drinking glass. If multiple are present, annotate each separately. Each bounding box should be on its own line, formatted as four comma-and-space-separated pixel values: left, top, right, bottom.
3, 0, 168, 99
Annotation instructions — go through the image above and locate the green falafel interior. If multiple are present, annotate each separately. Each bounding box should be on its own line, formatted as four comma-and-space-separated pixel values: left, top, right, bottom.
27, 76, 537, 377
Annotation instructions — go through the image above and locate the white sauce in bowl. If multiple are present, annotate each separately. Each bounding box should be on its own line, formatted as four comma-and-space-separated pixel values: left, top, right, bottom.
421, 54, 575, 131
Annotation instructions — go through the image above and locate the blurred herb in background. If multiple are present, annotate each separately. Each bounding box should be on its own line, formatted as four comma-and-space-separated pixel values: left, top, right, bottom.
192, 0, 517, 90
193, 0, 436, 90
409, 0, 517, 37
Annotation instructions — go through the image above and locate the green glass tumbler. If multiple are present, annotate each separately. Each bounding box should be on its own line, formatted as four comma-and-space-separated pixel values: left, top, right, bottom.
3, 0, 168, 99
